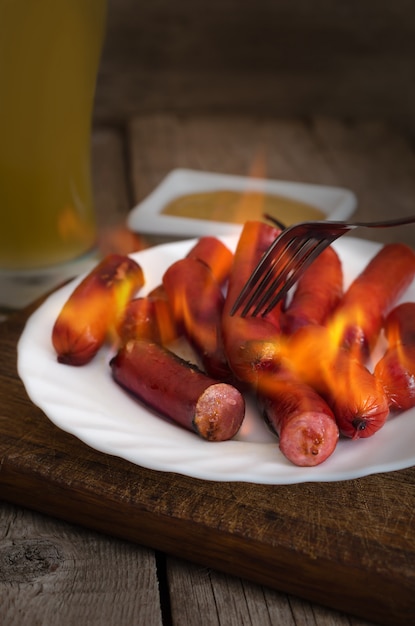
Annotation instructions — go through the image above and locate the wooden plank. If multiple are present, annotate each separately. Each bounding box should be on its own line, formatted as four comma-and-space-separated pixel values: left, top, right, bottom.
167, 559, 377, 626
0, 502, 163, 626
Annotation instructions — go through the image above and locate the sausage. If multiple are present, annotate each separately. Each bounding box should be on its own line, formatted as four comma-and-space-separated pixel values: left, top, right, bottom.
110, 339, 245, 441
118, 297, 161, 344
120, 237, 233, 350
224, 220, 282, 326
281, 246, 343, 335
374, 303, 415, 410
383, 302, 415, 347
222, 220, 283, 384
52, 254, 144, 365
329, 353, 390, 438
256, 365, 339, 466
287, 325, 390, 438
118, 283, 179, 347
328, 243, 415, 359
374, 345, 415, 411
186, 236, 233, 286
162, 256, 232, 380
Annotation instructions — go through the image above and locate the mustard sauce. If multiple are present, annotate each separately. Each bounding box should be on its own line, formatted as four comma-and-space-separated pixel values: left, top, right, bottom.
161, 190, 325, 226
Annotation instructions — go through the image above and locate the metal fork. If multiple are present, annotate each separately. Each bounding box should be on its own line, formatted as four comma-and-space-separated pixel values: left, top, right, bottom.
230, 215, 415, 318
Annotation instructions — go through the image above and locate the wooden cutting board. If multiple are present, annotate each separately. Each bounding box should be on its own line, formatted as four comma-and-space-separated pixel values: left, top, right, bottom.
1, 300, 414, 626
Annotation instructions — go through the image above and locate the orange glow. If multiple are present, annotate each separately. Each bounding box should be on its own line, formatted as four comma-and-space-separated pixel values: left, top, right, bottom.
233, 150, 269, 220
186, 237, 234, 285
329, 302, 379, 361
52, 254, 144, 365
281, 325, 389, 438
98, 225, 148, 256
386, 323, 402, 348
375, 344, 415, 411
58, 204, 95, 245
152, 296, 179, 346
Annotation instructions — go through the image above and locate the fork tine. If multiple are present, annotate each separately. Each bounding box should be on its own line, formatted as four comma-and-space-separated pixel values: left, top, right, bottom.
249, 236, 319, 316
230, 213, 415, 320
239, 235, 306, 316
260, 237, 335, 316
229, 230, 293, 315
231, 222, 349, 317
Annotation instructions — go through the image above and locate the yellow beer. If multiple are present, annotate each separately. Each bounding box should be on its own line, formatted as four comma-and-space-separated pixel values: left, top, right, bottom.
0, 0, 107, 269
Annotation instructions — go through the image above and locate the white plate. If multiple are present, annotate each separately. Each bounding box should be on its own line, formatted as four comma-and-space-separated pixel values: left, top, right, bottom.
127, 169, 357, 238
17, 235, 415, 484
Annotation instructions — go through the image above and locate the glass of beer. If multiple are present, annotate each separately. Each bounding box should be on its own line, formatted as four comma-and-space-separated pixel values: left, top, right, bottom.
0, 0, 107, 308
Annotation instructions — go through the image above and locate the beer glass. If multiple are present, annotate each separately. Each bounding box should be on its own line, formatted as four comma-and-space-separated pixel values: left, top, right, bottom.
0, 0, 107, 307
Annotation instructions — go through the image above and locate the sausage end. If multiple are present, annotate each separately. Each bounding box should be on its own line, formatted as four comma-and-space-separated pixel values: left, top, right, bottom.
194, 383, 245, 441
279, 412, 339, 466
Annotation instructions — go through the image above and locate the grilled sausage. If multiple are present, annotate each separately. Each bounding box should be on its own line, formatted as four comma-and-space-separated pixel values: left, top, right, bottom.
110, 339, 245, 441
281, 246, 343, 335
52, 254, 144, 365
287, 325, 390, 438
118, 297, 161, 344
186, 236, 233, 286
329, 243, 415, 359
257, 365, 339, 466
374, 345, 415, 411
163, 256, 232, 379
383, 302, 415, 347
374, 303, 415, 410
222, 221, 283, 384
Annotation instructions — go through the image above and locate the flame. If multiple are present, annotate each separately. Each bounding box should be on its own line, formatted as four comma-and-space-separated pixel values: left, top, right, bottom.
58, 204, 95, 244
233, 149, 269, 221
373, 305, 415, 411
280, 323, 389, 438
187, 237, 234, 286
57, 254, 144, 359
98, 225, 148, 256
172, 279, 220, 352
386, 321, 400, 347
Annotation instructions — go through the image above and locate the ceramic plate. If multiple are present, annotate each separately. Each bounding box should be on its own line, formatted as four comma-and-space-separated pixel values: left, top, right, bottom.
17, 236, 415, 484
127, 169, 357, 238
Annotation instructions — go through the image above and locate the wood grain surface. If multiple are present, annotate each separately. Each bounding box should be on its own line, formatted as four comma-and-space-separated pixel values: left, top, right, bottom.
2, 115, 415, 626
2, 290, 413, 626
95, 0, 415, 134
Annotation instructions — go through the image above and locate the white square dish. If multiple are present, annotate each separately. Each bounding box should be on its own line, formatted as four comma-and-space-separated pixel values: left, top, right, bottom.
127, 168, 357, 238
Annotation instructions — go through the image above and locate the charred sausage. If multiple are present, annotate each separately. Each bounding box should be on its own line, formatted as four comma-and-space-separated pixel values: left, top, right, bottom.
257, 365, 339, 466
374, 303, 415, 410
186, 236, 233, 286
118, 297, 161, 344
222, 221, 283, 384
223, 220, 282, 328
287, 325, 390, 438
374, 345, 415, 411
328, 243, 415, 359
383, 302, 415, 347
163, 256, 232, 379
110, 339, 245, 441
118, 283, 179, 347
52, 254, 144, 365
281, 246, 343, 335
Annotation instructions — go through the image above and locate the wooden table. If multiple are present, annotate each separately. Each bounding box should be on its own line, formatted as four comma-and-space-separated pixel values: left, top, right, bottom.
2, 114, 415, 626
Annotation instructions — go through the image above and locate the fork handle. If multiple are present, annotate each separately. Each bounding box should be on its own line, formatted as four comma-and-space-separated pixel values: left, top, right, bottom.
337, 216, 415, 229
